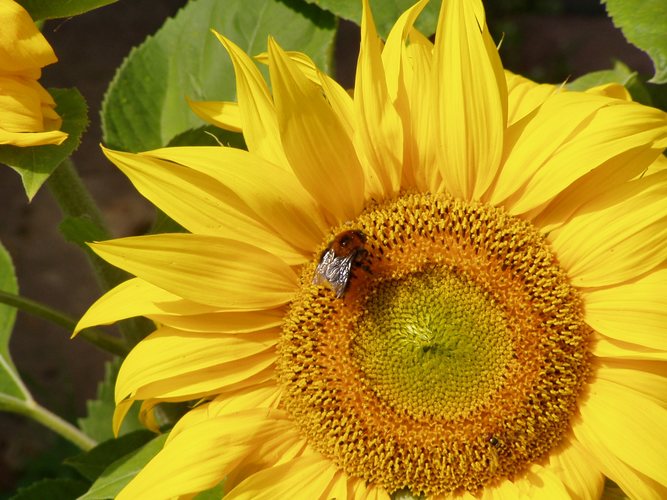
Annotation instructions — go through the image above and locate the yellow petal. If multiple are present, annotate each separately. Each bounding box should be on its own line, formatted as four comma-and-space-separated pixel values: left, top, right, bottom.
433, 0, 507, 200
213, 32, 289, 168
523, 463, 572, 497
91, 234, 297, 310
102, 147, 307, 265
149, 307, 285, 333
583, 268, 667, 350
0, 128, 67, 147
547, 439, 604, 499
578, 378, 667, 487
117, 409, 294, 499
534, 146, 663, 232
573, 416, 667, 500
490, 92, 611, 208
187, 98, 242, 132
549, 170, 667, 287
255, 50, 356, 135
597, 358, 667, 408
507, 100, 667, 215
112, 399, 134, 437
0, 0, 57, 72
594, 336, 667, 361
74, 278, 216, 335
115, 326, 278, 402
353, 0, 404, 197
225, 452, 338, 500
144, 146, 329, 254
505, 71, 560, 126
382, 2, 440, 192
268, 37, 365, 222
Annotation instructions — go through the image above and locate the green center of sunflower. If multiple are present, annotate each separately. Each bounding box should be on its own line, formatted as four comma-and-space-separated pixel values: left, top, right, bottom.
279, 193, 592, 496
357, 268, 513, 419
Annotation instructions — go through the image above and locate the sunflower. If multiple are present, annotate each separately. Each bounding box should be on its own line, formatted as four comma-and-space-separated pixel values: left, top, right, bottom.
76, 0, 667, 497
0, 0, 67, 146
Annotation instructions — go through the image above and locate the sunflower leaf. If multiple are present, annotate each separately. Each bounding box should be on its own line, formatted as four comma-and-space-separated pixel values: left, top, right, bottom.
302, 0, 440, 38
65, 430, 155, 481
16, 0, 117, 21
567, 61, 653, 106
602, 0, 667, 83
0, 241, 30, 407
78, 358, 143, 442
0, 88, 88, 201
101, 0, 336, 153
10, 478, 89, 500
78, 433, 168, 500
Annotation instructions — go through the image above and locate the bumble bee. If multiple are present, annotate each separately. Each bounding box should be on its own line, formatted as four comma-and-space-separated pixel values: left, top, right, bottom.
312, 230, 369, 298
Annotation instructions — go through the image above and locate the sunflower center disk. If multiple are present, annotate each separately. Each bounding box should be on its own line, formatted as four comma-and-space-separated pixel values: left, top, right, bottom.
358, 268, 513, 419
279, 193, 592, 496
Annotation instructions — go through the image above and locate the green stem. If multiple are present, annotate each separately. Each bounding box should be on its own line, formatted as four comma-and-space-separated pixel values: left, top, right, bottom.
0, 290, 127, 357
47, 158, 120, 289
47, 158, 147, 346
1, 395, 96, 451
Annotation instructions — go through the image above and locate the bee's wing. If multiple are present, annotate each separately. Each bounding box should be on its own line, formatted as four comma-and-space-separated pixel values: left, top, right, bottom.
313, 249, 355, 298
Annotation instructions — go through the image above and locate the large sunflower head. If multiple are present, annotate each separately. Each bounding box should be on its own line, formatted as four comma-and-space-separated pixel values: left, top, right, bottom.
77, 0, 667, 497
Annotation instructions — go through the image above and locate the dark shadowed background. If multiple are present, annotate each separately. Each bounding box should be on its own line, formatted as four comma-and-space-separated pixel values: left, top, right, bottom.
0, 0, 653, 495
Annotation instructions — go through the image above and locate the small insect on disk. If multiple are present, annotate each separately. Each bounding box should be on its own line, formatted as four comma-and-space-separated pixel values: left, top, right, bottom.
312, 230, 370, 298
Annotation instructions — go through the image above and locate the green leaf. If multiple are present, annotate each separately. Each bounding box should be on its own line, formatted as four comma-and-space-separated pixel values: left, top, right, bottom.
66, 430, 155, 481
0, 88, 88, 201
10, 478, 89, 500
603, 0, 667, 83
303, 0, 440, 38
166, 125, 246, 149
568, 61, 653, 106
102, 0, 336, 153
78, 433, 168, 499
193, 482, 225, 499
78, 358, 143, 442
17, 0, 117, 21
0, 241, 30, 405
59, 215, 109, 251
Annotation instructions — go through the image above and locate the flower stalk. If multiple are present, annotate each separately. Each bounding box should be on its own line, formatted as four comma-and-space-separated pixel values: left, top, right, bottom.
0, 290, 127, 356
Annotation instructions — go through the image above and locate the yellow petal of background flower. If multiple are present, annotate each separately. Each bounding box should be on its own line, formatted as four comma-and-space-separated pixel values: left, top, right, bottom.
187, 98, 242, 132
578, 378, 667, 487
144, 146, 329, 253
103, 147, 307, 265
353, 0, 404, 198
433, 0, 506, 200
505, 100, 667, 215
225, 452, 338, 500
583, 268, 667, 350
268, 37, 365, 222
0, 0, 57, 72
213, 32, 289, 169
91, 234, 297, 310
115, 326, 277, 402
547, 440, 604, 500
117, 410, 294, 499
549, 172, 667, 287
